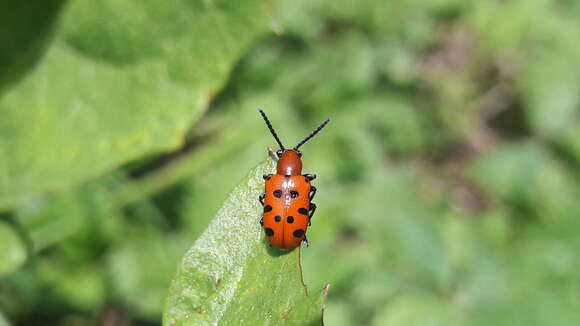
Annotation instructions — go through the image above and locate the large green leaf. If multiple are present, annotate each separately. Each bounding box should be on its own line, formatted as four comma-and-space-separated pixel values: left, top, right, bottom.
0, 0, 275, 210
164, 159, 328, 326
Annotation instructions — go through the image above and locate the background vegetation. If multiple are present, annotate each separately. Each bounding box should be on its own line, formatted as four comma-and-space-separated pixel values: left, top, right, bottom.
1, 0, 580, 325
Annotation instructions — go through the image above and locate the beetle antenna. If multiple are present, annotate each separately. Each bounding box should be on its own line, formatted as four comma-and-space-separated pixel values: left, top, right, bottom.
259, 109, 285, 150
294, 117, 330, 150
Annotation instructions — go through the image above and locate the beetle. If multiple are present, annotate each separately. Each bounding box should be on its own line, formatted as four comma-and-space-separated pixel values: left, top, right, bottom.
258, 109, 330, 250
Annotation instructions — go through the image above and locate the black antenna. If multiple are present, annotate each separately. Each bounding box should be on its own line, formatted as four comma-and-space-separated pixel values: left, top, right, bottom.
294, 117, 331, 150
259, 109, 285, 150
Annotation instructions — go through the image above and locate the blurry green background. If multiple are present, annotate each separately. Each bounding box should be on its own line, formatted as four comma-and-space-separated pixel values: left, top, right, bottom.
1, 0, 580, 325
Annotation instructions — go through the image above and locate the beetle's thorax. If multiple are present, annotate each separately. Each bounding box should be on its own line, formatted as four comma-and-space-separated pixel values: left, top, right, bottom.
277, 150, 303, 175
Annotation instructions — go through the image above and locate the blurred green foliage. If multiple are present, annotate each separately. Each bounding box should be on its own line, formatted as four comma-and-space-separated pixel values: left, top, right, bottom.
1, 0, 580, 325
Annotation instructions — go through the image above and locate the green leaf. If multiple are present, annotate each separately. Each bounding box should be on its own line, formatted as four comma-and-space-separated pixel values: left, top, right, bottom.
0, 220, 27, 277
0, 0, 274, 210
164, 159, 329, 326
520, 50, 580, 138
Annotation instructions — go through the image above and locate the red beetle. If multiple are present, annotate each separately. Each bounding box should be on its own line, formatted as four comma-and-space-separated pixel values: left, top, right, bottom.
258, 110, 330, 250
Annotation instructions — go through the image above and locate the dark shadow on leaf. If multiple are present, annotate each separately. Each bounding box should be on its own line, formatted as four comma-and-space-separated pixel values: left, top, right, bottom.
0, 0, 67, 94
306, 316, 324, 326
265, 241, 293, 257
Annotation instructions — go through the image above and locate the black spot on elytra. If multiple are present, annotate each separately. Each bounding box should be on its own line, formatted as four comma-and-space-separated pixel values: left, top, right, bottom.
287, 216, 294, 223
275, 215, 281, 222
290, 190, 299, 198
293, 229, 305, 238
273, 189, 282, 198
298, 207, 308, 215
264, 205, 272, 213
265, 228, 274, 236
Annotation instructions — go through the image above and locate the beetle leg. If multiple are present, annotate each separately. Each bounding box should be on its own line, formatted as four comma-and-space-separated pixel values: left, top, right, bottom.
308, 203, 317, 226
259, 192, 266, 226
309, 186, 317, 200
303, 173, 317, 181
302, 235, 309, 247
263, 174, 273, 180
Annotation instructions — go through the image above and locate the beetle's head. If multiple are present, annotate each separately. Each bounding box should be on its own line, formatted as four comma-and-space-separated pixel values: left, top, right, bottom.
276, 149, 303, 175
